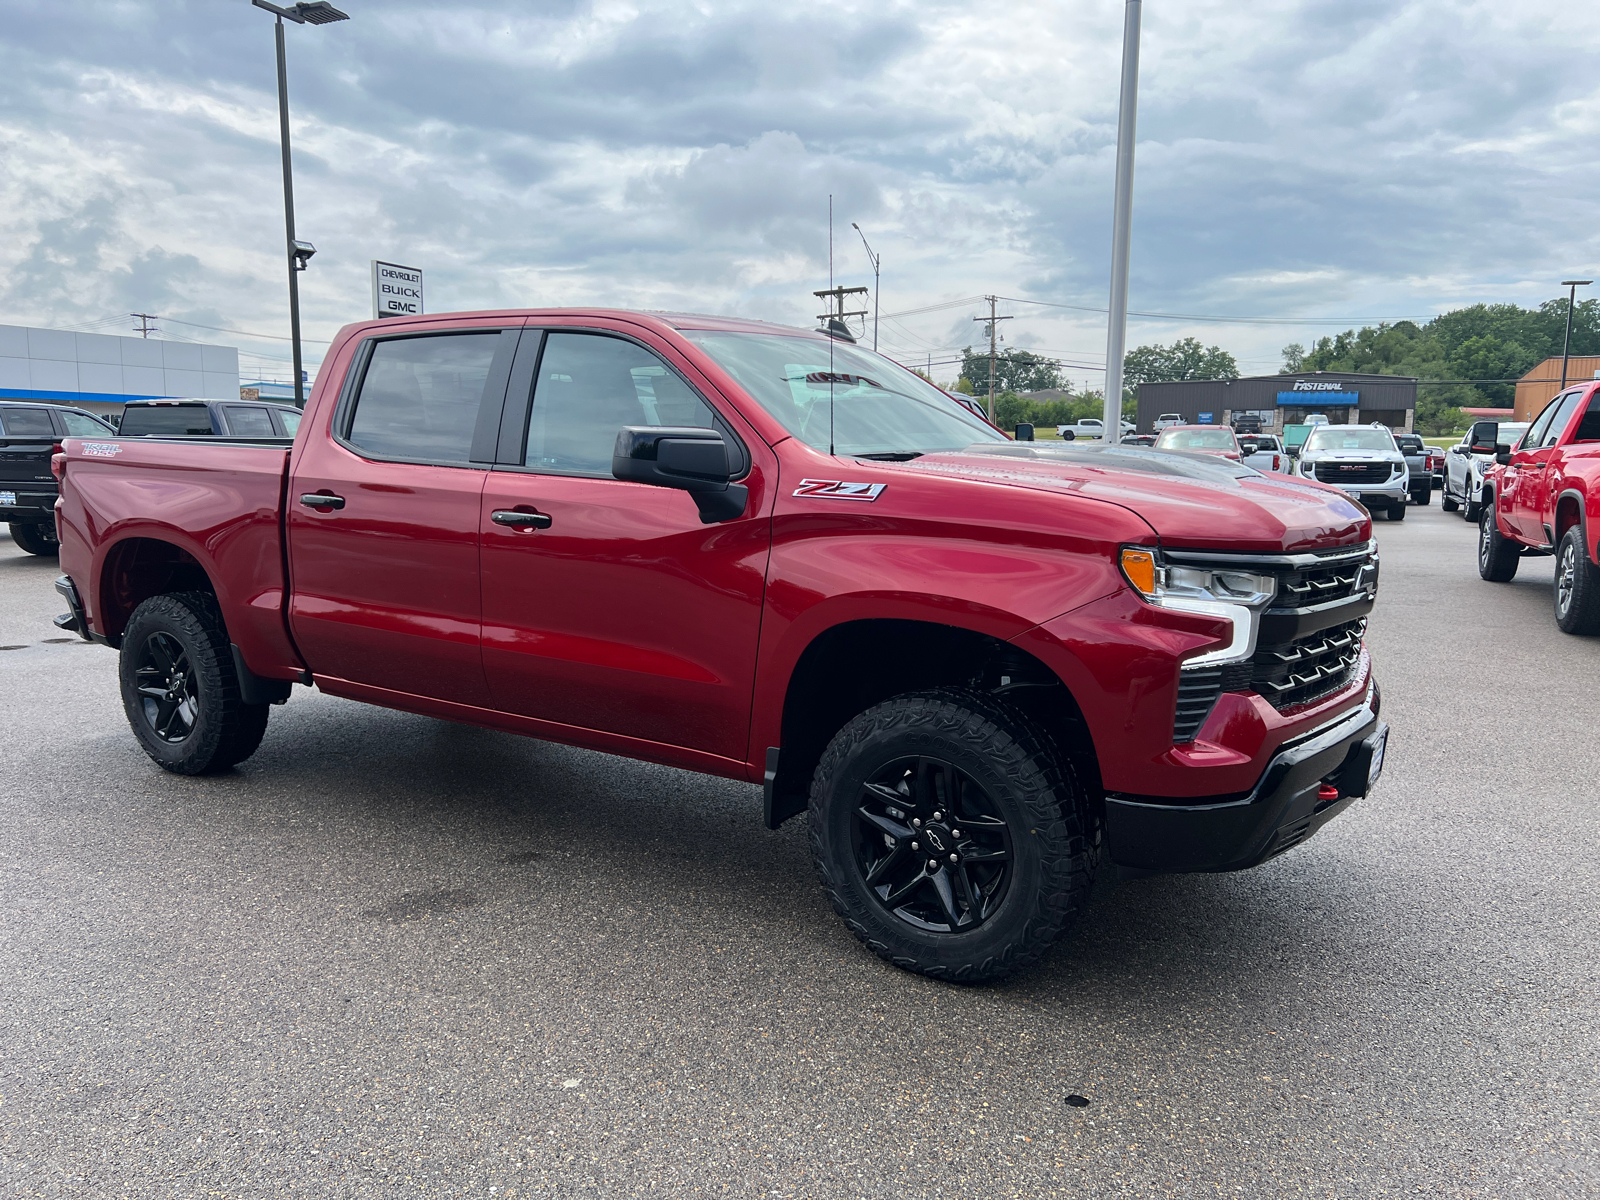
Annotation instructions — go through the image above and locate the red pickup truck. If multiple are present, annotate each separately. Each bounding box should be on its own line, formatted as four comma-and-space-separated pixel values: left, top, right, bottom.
1478, 378, 1600, 632
52, 308, 1387, 981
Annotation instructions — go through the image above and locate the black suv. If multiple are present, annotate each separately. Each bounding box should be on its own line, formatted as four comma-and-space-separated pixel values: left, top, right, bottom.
1, 401, 116, 556
116, 398, 302, 438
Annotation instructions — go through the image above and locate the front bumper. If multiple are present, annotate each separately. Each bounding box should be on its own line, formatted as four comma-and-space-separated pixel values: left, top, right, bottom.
1106, 692, 1386, 873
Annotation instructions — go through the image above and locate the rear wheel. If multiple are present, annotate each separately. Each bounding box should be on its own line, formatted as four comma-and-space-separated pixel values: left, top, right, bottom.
809, 689, 1098, 983
1478, 498, 1519, 583
1463, 485, 1482, 522
1440, 481, 1459, 513
118, 592, 270, 774
1553, 526, 1600, 634
7, 521, 58, 556
1411, 485, 1430, 506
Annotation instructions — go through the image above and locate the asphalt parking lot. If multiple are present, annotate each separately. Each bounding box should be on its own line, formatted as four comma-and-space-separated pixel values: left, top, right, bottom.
1, 505, 1596, 1199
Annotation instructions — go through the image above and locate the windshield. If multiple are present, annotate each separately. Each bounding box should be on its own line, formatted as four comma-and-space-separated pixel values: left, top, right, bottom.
1154, 427, 1235, 450
1305, 428, 1396, 453
683, 331, 1007, 457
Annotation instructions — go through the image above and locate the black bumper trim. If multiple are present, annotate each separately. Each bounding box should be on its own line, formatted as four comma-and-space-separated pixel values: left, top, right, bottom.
53, 575, 95, 645
1106, 700, 1385, 874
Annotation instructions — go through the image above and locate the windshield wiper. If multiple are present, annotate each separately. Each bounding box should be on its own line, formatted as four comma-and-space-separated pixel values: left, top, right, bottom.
854, 451, 924, 461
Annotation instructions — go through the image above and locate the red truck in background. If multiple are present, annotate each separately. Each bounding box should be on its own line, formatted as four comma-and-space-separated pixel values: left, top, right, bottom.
52, 308, 1388, 982
1478, 378, 1600, 632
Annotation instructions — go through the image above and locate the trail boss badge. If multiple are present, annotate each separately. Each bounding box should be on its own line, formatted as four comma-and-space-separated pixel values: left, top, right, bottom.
792, 479, 886, 502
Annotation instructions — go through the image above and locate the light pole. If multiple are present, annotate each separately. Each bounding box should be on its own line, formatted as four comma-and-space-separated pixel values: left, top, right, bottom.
1101, 0, 1142, 442
851, 223, 880, 352
251, 0, 349, 408
1560, 279, 1592, 391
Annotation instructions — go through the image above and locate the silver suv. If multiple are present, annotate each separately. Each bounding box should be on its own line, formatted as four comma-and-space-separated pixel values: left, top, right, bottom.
1293, 423, 1411, 520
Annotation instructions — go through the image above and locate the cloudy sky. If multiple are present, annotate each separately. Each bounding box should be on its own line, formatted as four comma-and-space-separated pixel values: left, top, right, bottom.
1, 0, 1597, 386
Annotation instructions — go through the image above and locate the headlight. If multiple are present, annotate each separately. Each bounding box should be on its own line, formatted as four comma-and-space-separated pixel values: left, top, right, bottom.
1120, 547, 1276, 666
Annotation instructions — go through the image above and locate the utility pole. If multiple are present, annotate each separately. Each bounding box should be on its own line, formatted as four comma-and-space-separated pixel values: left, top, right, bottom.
131, 313, 159, 338
851, 224, 881, 351
974, 296, 1013, 423
813, 285, 870, 337
1101, 0, 1142, 442
1560, 279, 1592, 390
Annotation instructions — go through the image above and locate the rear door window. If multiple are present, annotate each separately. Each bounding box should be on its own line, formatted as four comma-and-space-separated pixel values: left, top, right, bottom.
60, 411, 111, 436
0, 408, 56, 437
274, 409, 302, 436
119, 405, 216, 436
223, 406, 276, 436
1574, 395, 1600, 443
345, 333, 506, 464
1540, 390, 1586, 448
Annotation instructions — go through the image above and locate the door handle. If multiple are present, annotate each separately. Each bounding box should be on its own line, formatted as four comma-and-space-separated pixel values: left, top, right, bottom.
299, 493, 345, 509
491, 509, 552, 529
1518, 462, 1547, 470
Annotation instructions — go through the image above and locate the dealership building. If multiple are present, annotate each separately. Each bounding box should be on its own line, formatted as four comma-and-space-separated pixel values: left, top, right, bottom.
1136, 371, 1418, 434
0, 323, 240, 422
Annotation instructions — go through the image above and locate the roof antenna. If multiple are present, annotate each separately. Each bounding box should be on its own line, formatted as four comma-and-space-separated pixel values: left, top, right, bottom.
828, 193, 836, 457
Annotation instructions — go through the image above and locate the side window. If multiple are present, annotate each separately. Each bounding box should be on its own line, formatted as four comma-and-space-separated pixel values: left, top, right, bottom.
0, 407, 55, 437
524, 333, 714, 476
224, 406, 276, 436
1575, 395, 1600, 443
1520, 402, 1559, 452
1540, 390, 1585, 448
60, 411, 109, 436
346, 334, 503, 463
276, 409, 302, 436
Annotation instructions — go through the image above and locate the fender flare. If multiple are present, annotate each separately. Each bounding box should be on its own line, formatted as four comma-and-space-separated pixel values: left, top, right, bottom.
1556, 487, 1593, 564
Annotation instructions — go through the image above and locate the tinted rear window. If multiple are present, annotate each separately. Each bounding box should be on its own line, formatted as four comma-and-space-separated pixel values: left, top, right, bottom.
346, 333, 501, 463
223, 406, 275, 436
0, 408, 56, 437
119, 405, 215, 436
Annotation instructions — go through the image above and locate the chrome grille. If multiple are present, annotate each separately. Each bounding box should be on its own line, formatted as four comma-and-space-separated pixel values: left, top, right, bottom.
1250, 617, 1366, 711
1276, 559, 1365, 606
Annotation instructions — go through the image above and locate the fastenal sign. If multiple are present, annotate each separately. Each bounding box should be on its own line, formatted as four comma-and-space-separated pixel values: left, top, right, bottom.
371, 260, 424, 319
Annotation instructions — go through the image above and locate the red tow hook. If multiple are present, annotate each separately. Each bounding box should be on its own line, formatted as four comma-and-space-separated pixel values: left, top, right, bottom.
1317, 783, 1340, 802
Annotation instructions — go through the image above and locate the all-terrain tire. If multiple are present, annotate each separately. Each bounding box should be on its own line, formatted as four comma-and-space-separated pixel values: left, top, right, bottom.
808, 688, 1098, 983
1477, 498, 1519, 583
118, 591, 270, 774
8, 521, 58, 556
1553, 526, 1600, 635
1388, 501, 1407, 521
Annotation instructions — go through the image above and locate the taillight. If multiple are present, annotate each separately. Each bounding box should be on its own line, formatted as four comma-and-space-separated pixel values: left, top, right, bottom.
1273, 454, 1281, 471
51, 450, 66, 481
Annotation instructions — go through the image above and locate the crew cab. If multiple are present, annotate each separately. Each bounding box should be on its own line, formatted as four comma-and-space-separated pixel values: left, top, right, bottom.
1, 400, 115, 555
52, 308, 1388, 982
1293, 423, 1410, 520
1056, 417, 1133, 441
1477, 380, 1600, 633
117, 398, 304, 438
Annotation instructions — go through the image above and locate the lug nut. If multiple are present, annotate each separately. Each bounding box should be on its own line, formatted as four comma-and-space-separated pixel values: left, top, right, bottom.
951, 829, 961, 838
949, 853, 958, 862
928, 860, 939, 871
910, 841, 919, 850
912, 818, 922, 828
932, 811, 943, 821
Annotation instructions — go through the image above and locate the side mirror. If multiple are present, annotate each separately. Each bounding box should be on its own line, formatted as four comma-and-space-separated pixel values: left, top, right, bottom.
1014, 422, 1034, 441
612, 426, 748, 524
1495, 445, 1512, 466
1239, 440, 1258, 455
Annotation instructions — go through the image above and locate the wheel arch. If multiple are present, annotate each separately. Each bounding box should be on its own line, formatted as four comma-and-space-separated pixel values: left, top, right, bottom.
1556, 488, 1590, 561
95, 536, 217, 646
763, 617, 1098, 829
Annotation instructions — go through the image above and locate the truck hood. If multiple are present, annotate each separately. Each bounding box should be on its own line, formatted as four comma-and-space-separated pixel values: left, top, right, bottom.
895, 444, 1369, 553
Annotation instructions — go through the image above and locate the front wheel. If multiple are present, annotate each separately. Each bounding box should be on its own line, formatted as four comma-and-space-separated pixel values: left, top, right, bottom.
7, 521, 58, 556
1554, 526, 1600, 634
1388, 501, 1407, 521
1441, 483, 1459, 513
1478, 499, 1519, 582
808, 689, 1098, 983
118, 591, 271, 774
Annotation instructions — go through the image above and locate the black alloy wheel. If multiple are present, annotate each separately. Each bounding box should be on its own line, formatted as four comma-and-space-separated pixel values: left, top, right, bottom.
132, 631, 200, 742
118, 591, 272, 774
852, 756, 1015, 934
809, 689, 1098, 982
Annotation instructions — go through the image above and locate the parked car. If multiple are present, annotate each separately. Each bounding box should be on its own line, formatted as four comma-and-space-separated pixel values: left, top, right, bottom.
1231, 414, 1262, 435
1305, 413, 1330, 426
1292, 423, 1411, 520
117, 398, 303, 439
1392, 432, 1433, 505
1442, 421, 1530, 520
1119, 433, 1157, 447
1478, 381, 1600, 632
54, 308, 1388, 982
1239, 433, 1287, 473
1056, 417, 1134, 441
1, 400, 115, 556
1152, 424, 1243, 461
1152, 413, 1184, 432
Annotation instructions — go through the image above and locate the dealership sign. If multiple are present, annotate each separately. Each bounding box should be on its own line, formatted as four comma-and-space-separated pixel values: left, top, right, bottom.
371, 260, 424, 319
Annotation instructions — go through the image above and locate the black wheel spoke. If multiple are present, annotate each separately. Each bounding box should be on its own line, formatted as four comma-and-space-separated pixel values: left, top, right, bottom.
863, 781, 908, 807
959, 845, 1009, 864
929, 870, 965, 929
954, 864, 984, 920
856, 806, 911, 840
882, 866, 929, 909
136, 685, 168, 701
864, 843, 906, 888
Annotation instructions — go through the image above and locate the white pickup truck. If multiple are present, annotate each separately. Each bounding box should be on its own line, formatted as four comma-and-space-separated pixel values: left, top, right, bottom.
1056, 417, 1135, 440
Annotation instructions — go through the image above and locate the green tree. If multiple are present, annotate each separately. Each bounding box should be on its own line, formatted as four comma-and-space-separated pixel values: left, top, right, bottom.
959, 347, 1063, 396
1123, 337, 1239, 386
1281, 343, 1306, 373
954, 377, 974, 395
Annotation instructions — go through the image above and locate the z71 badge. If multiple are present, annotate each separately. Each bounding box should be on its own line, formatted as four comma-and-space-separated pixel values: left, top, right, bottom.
793, 479, 886, 502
